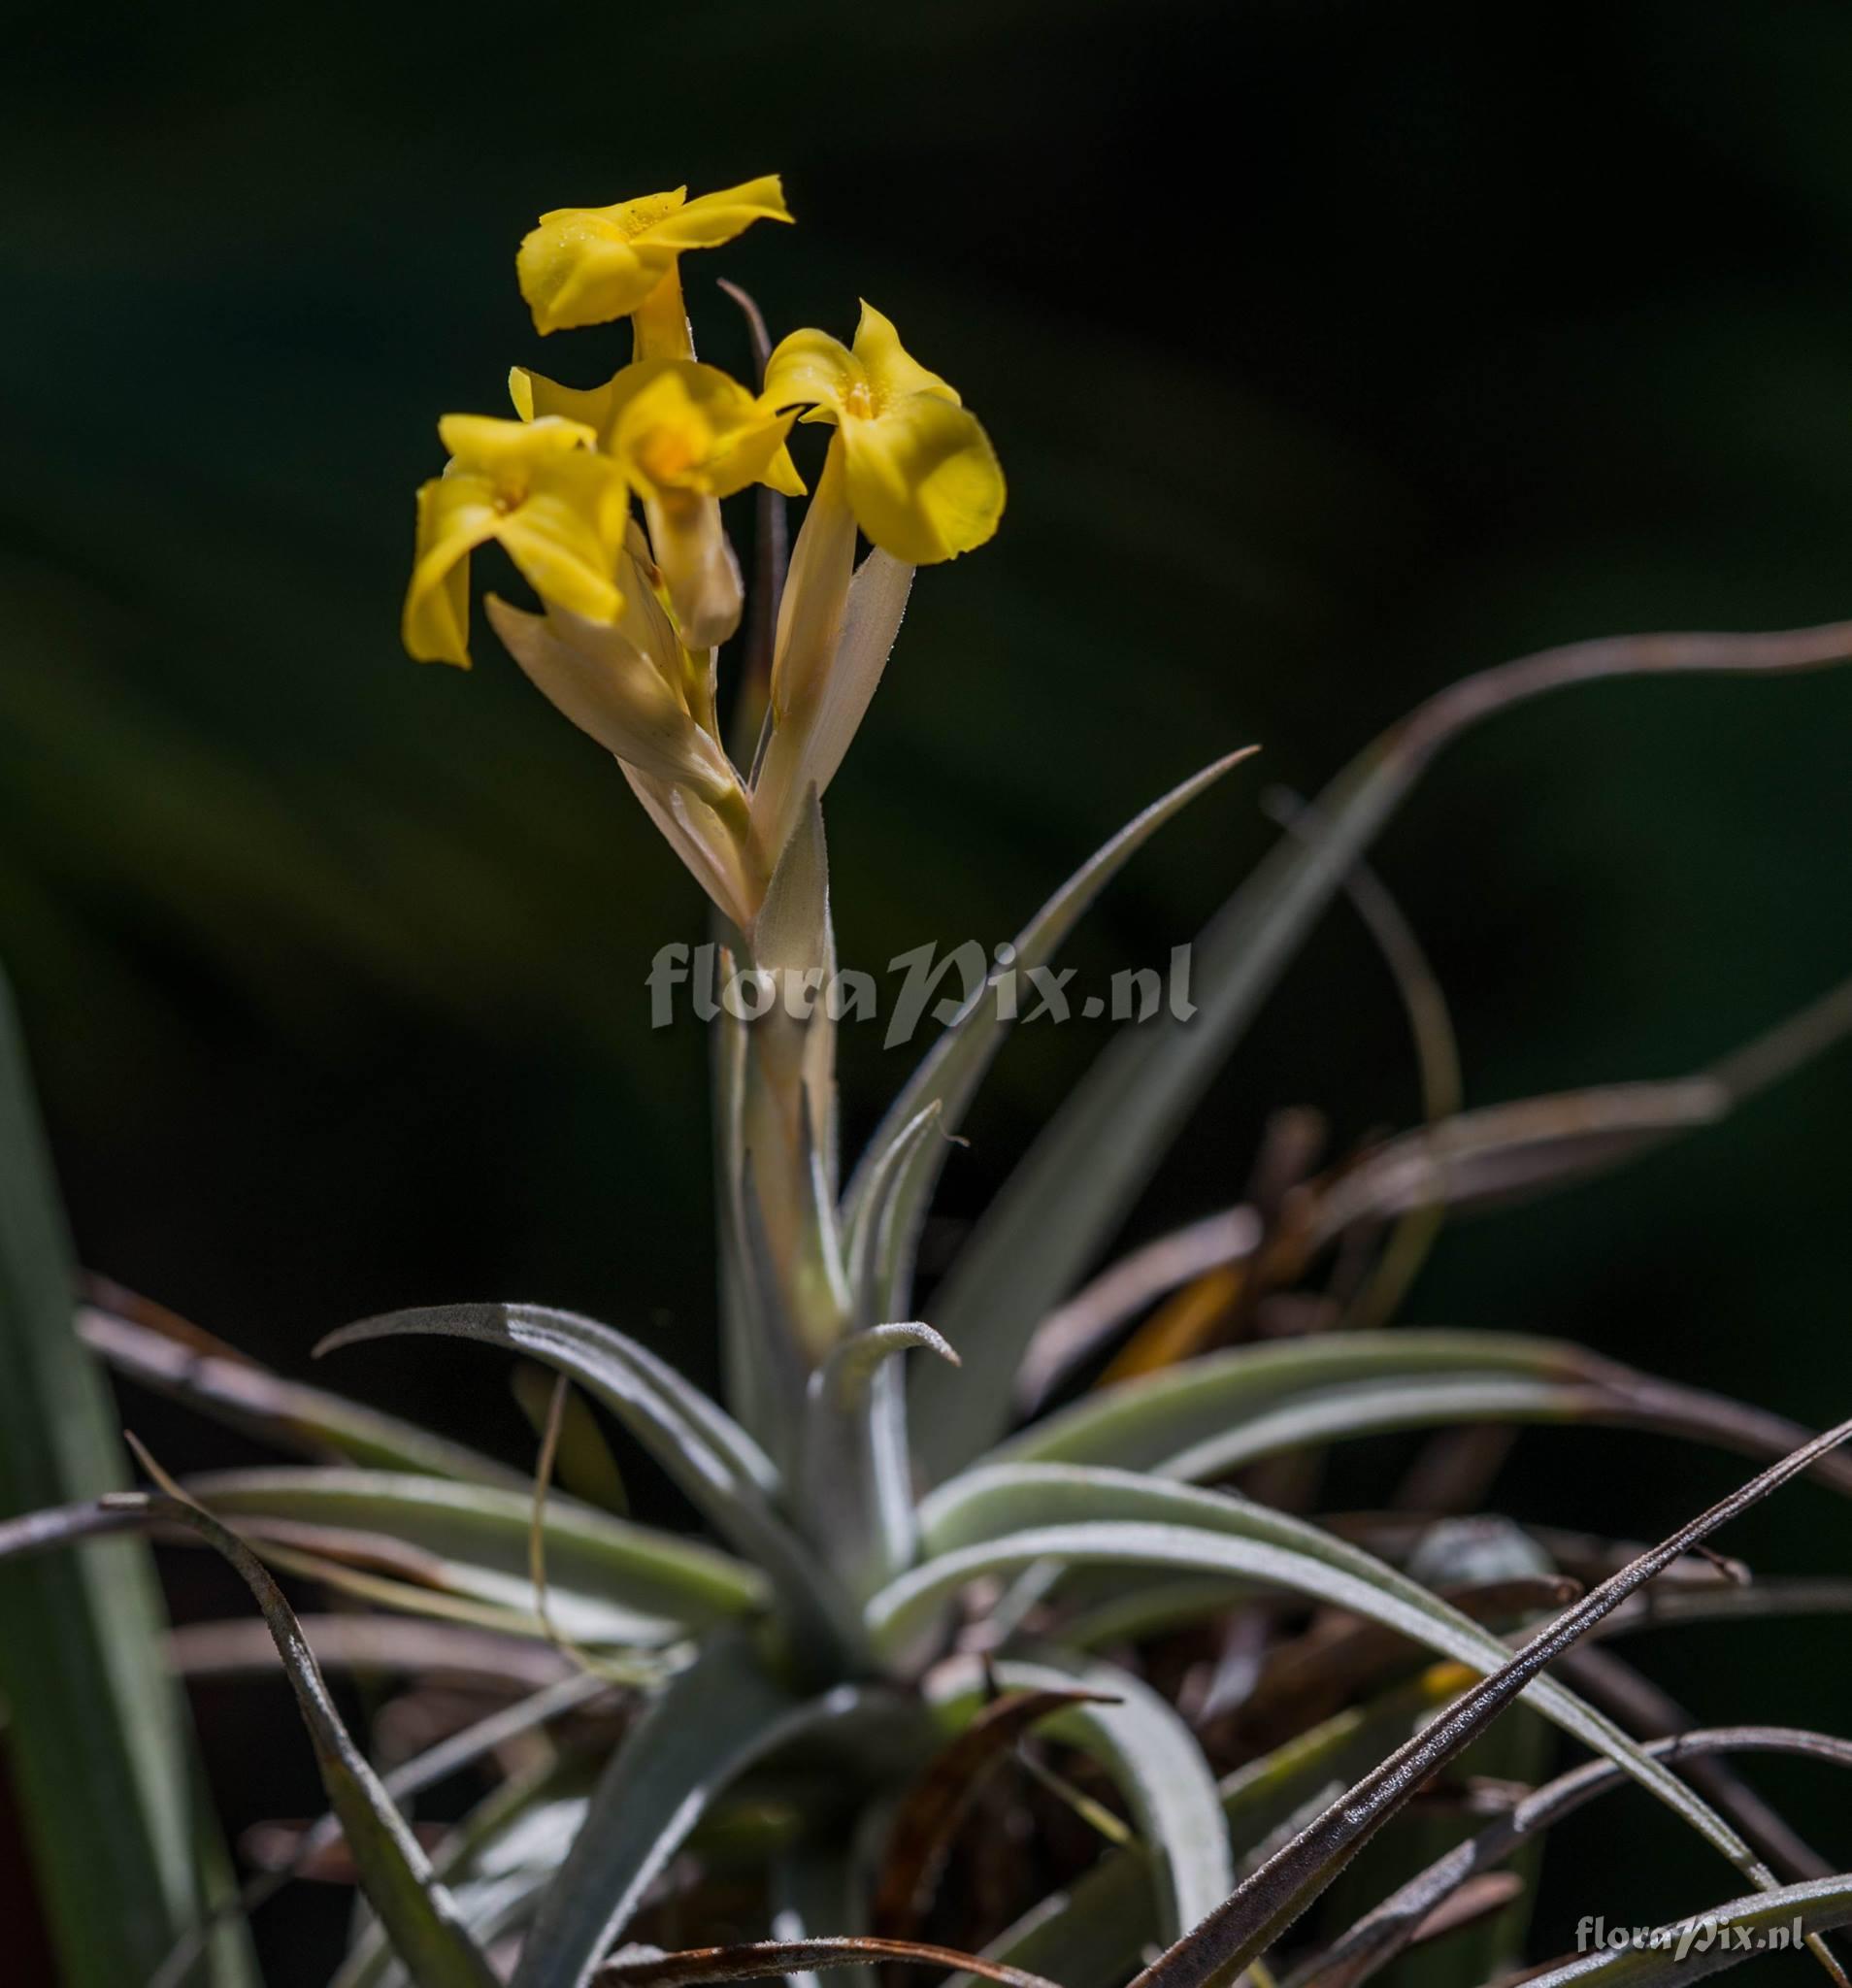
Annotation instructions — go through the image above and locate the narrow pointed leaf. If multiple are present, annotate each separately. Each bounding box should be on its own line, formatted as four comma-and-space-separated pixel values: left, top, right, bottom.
182, 1467, 766, 1633
1296, 1725, 1852, 1988
79, 1294, 528, 1488
98, 1492, 499, 1988
1013, 1208, 1263, 1416
1524, 1876, 1852, 1988
156, 1672, 612, 1988
918, 618, 1852, 1476
333, 1758, 594, 1988
933, 1650, 1233, 1941
513, 1632, 916, 1988
843, 1100, 942, 1336
880, 1460, 1829, 1921
0, 977, 252, 1986
798, 1322, 956, 1598
874, 1684, 1118, 1938
316, 1304, 864, 1667
1123, 1413, 1852, 1988
596, 1936, 1062, 1988
983, 1330, 1852, 1500
843, 747, 1257, 1322
945, 1669, 1472, 1988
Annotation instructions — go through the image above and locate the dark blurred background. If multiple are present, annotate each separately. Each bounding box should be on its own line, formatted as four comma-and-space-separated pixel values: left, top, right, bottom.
4, 0, 1851, 1977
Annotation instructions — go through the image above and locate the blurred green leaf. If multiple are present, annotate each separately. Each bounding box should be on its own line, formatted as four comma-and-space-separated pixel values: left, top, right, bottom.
0, 973, 252, 1985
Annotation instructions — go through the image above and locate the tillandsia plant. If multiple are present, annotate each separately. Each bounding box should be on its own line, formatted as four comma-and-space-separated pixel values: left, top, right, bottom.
10, 170, 1852, 1988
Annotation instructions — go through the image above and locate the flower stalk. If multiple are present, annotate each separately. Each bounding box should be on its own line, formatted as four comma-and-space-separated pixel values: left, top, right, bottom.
403, 172, 1005, 1595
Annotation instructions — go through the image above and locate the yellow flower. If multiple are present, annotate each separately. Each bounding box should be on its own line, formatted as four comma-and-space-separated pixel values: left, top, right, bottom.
509, 359, 804, 647
609, 364, 805, 504
763, 303, 1005, 564
509, 360, 805, 502
403, 415, 629, 668
517, 176, 792, 338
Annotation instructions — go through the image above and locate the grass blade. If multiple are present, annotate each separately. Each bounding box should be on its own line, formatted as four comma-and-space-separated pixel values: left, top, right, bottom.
917, 619, 1852, 1477
82, 1491, 501, 1987
0, 975, 251, 1985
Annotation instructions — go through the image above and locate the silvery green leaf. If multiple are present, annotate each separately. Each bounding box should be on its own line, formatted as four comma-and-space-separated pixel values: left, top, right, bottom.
944, 1670, 1466, 1988
932, 1649, 1232, 1941
844, 746, 1256, 1331
315, 1303, 866, 1669
799, 1323, 956, 1602
983, 1329, 1598, 1474
513, 1633, 920, 1988
918, 620, 1852, 1477
877, 1460, 1810, 1911
1517, 1877, 1852, 1988
1108, 1415, 1852, 1988
183, 1467, 766, 1637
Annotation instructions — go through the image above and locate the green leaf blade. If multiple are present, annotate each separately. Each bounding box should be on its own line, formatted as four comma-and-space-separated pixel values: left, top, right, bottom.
0, 974, 251, 1985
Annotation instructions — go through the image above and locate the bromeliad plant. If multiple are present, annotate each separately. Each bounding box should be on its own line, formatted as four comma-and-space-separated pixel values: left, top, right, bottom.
8, 171, 1852, 1988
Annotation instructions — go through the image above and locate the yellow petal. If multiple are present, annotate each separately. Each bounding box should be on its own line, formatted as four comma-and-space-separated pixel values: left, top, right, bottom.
402, 471, 501, 666
517, 212, 676, 336
761, 441, 808, 498
609, 367, 720, 492
600, 187, 688, 234
851, 302, 959, 408
763, 328, 859, 417
508, 366, 615, 432
438, 412, 595, 469
840, 394, 1005, 564
645, 174, 791, 251
607, 361, 801, 500
494, 451, 630, 623
704, 406, 802, 500
516, 178, 787, 336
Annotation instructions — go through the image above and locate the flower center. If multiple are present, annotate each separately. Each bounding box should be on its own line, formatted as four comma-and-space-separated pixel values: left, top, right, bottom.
634, 420, 703, 488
